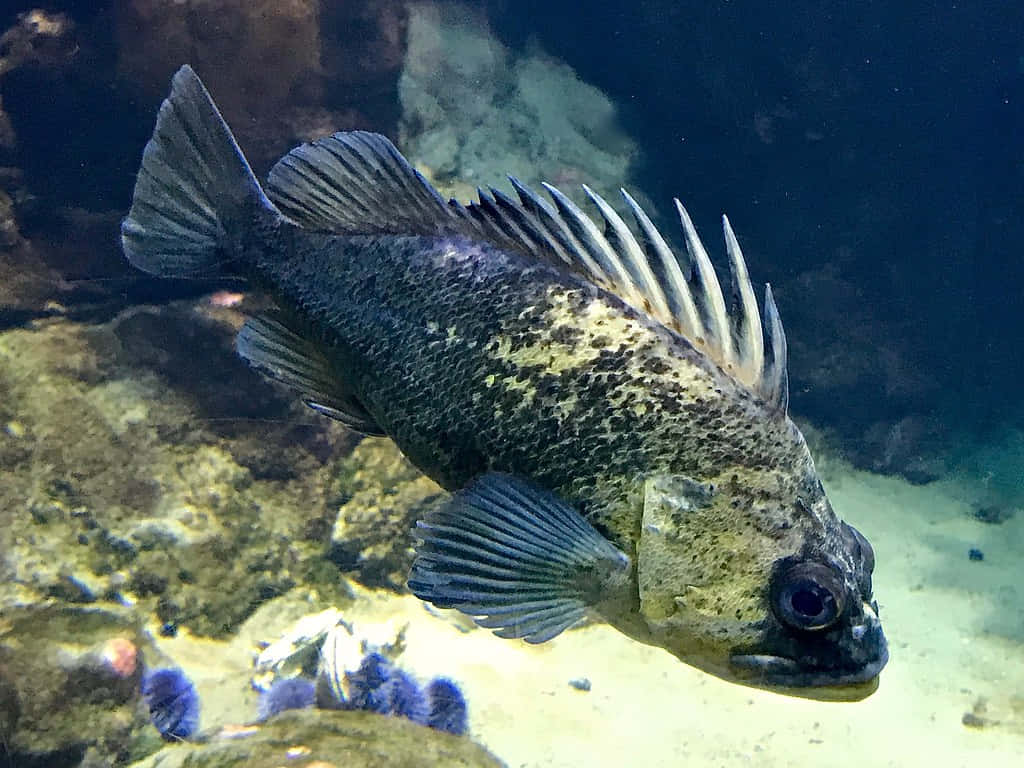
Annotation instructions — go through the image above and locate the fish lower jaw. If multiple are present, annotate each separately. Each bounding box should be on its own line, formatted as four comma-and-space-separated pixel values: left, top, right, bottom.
728, 645, 889, 701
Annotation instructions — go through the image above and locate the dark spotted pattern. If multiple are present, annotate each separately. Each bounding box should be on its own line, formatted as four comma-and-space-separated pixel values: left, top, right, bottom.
245, 218, 811, 551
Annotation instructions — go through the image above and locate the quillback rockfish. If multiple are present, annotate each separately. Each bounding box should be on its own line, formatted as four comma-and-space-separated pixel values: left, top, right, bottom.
122, 65, 887, 700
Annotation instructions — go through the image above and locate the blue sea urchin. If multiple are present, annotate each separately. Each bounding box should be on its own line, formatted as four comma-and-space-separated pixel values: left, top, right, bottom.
424, 677, 468, 735
258, 677, 316, 721
141, 667, 199, 740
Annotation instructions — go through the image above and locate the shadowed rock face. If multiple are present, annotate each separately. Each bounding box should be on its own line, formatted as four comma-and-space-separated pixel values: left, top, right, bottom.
0, 302, 358, 637
129, 708, 502, 768
0, 604, 155, 767
113, 0, 409, 175
0, 2, 409, 321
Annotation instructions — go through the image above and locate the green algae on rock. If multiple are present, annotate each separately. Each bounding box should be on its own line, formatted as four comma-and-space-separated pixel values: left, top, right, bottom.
0, 303, 356, 637
126, 708, 502, 768
0, 603, 162, 767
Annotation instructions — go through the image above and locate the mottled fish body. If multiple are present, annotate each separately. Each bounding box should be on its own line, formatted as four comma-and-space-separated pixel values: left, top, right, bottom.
122, 66, 888, 699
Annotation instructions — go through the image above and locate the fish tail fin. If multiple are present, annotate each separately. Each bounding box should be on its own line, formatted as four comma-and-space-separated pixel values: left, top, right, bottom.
121, 65, 278, 276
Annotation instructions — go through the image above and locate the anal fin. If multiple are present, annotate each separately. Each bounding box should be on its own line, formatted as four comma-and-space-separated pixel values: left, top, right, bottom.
236, 314, 385, 436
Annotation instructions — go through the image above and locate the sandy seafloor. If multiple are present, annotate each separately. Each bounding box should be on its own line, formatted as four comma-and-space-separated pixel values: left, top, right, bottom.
151, 461, 1024, 768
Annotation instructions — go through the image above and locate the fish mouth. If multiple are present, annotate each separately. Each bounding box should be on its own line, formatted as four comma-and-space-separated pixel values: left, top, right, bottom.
729, 644, 889, 701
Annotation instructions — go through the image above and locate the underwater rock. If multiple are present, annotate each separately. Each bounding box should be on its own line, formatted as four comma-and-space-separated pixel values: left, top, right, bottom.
113, 0, 319, 113
0, 10, 81, 321
0, 10, 78, 83
329, 438, 446, 588
399, 2, 638, 203
1, 1, 407, 320
113, 0, 407, 174
783, 262, 954, 482
0, 603, 161, 766
127, 708, 502, 768
0, 303, 355, 636
970, 504, 1015, 525
0, 8, 165, 320
568, 677, 591, 692
0, 187, 61, 323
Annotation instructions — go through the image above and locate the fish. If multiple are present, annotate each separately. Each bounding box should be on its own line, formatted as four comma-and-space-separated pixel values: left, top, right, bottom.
121, 65, 888, 700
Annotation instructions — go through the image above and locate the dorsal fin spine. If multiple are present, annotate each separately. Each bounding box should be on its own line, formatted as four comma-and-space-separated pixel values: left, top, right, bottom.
619, 189, 703, 340
508, 177, 577, 269
676, 201, 733, 362
722, 215, 764, 387
520, 181, 611, 281
582, 185, 672, 320
762, 283, 789, 413
491, 189, 547, 250
544, 183, 645, 308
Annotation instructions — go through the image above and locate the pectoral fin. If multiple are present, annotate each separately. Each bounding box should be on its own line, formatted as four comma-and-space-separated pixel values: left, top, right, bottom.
408, 473, 630, 644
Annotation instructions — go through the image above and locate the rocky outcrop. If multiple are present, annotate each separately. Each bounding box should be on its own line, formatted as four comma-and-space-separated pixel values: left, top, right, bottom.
0, 301, 357, 636
127, 708, 503, 768
329, 439, 446, 589
0, 604, 160, 767
113, 0, 408, 175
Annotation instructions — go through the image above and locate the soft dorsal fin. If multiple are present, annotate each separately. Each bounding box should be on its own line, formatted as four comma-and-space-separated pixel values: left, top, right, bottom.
265, 131, 789, 412
267, 131, 462, 236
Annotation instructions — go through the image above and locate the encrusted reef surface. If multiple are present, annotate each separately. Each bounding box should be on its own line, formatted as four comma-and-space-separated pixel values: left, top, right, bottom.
127, 709, 502, 768
0, 293, 493, 764
0, 604, 163, 766
0, 301, 359, 634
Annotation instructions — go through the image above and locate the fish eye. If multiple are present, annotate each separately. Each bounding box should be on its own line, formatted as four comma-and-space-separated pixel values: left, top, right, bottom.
771, 562, 847, 632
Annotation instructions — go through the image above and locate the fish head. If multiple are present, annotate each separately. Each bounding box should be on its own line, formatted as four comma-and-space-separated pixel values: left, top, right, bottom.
634, 463, 887, 700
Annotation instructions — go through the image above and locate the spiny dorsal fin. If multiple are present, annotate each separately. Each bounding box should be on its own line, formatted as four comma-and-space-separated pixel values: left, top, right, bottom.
265, 130, 788, 411
480, 181, 790, 412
